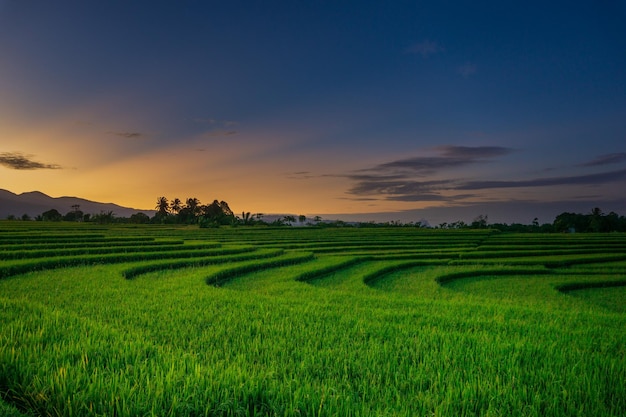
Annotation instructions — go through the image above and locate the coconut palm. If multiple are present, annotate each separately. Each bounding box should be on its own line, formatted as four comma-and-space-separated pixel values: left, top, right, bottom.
241, 211, 254, 225
185, 197, 201, 216
170, 198, 182, 215
155, 196, 169, 216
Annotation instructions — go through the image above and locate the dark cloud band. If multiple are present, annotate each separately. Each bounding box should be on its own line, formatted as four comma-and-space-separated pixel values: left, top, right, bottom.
108, 131, 143, 139
456, 168, 626, 190
0, 152, 62, 170
344, 146, 625, 203
365, 146, 514, 175
580, 153, 626, 167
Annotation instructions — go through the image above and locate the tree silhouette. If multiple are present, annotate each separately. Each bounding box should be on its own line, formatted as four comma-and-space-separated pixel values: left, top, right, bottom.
130, 212, 150, 224
219, 201, 233, 217
155, 197, 169, 216
185, 198, 201, 216
471, 214, 488, 229
170, 198, 182, 215
240, 212, 254, 225
41, 209, 62, 221
93, 211, 115, 224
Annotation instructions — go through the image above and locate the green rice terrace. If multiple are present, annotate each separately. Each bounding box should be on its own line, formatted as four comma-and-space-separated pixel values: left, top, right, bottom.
0, 221, 624, 416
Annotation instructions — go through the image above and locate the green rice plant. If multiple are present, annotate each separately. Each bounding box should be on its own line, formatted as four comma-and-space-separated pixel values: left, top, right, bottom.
293, 256, 366, 282
435, 266, 551, 285
554, 278, 626, 292
564, 286, 626, 313
205, 251, 315, 286
0, 242, 215, 260
0, 239, 183, 254
0, 399, 33, 417
0, 223, 624, 416
0, 245, 253, 279
121, 248, 285, 279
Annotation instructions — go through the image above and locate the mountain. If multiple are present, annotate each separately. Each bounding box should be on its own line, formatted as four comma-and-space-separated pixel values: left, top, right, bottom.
0, 189, 155, 219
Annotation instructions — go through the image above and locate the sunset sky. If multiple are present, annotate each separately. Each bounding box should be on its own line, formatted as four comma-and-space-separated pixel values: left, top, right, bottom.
1, 1, 625, 224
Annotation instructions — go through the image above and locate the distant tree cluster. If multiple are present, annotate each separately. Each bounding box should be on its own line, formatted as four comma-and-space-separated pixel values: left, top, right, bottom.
154, 196, 235, 227
551, 208, 626, 233
454, 208, 626, 233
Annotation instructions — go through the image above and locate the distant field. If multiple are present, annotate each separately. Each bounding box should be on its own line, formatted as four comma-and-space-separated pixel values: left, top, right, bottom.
1, 222, 624, 416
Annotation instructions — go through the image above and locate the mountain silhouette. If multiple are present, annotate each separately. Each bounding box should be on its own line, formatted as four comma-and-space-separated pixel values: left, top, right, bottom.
0, 189, 154, 219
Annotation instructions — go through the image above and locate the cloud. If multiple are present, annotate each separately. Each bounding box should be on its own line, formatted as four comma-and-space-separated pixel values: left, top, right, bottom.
286, 171, 316, 180
340, 147, 626, 204
405, 40, 444, 58
193, 118, 238, 127
456, 168, 626, 190
363, 146, 513, 176
108, 131, 143, 139
346, 167, 626, 203
457, 62, 477, 78
348, 178, 457, 201
204, 130, 238, 138
579, 152, 626, 167
0, 152, 62, 170
344, 146, 514, 202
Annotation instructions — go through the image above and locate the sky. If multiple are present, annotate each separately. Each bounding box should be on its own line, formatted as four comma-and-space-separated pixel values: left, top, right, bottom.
1, 1, 625, 224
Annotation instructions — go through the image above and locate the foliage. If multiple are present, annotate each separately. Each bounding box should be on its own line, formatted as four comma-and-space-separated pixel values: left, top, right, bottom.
129, 212, 150, 224
152, 197, 236, 226
40, 209, 62, 221
553, 208, 626, 232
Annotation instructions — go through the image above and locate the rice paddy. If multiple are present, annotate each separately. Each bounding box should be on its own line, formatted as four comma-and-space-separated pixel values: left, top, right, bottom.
0, 222, 624, 416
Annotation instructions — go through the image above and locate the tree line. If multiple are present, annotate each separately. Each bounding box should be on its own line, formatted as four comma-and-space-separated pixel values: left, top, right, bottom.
5, 200, 626, 232
437, 208, 626, 233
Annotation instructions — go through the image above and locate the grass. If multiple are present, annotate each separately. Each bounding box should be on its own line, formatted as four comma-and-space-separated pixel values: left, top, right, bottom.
0, 222, 624, 416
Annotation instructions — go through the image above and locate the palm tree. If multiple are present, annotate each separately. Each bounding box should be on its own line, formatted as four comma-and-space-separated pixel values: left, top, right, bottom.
185, 197, 201, 216
241, 211, 254, 225
156, 196, 169, 216
170, 198, 182, 215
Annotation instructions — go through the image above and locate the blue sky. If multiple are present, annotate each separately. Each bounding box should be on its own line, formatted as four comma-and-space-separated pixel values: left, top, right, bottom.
1, 1, 625, 224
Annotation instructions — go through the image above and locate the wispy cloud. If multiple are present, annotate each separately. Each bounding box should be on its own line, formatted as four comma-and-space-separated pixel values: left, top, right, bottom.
457, 62, 477, 78
405, 40, 444, 58
346, 167, 626, 203
342, 146, 626, 204
579, 152, 626, 167
456, 168, 626, 190
286, 171, 315, 180
362, 146, 513, 176
0, 152, 62, 170
346, 145, 513, 202
203, 130, 238, 138
348, 178, 457, 202
193, 118, 238, 127
108, 131, 143, 139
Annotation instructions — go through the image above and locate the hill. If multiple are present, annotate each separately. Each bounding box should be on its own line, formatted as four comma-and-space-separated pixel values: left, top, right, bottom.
0, 189, 155, 219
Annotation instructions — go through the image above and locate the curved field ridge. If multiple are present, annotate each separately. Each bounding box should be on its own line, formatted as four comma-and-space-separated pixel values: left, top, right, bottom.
122, 248, 284, 279
0, 245, 252, 279
0, 223, 625, 416
555, 279, 626, 292
205, 251, 315, 287
293, 256, 365, 282
0, 242, 215, 261
363, 260, 441, 287
435, 267, 551, 285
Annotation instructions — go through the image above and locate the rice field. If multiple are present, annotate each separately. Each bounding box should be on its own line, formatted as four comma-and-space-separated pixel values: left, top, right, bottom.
0, 222, 624, 416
